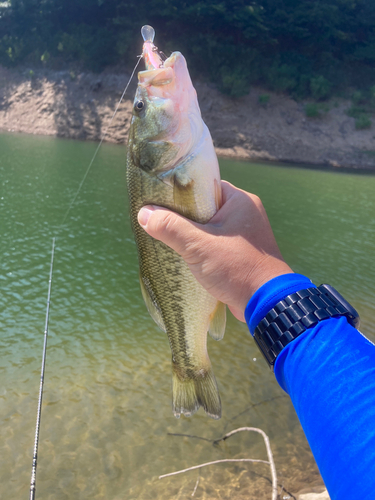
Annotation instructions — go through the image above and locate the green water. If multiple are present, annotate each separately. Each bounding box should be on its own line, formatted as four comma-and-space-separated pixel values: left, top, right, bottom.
1, 132, 374, 499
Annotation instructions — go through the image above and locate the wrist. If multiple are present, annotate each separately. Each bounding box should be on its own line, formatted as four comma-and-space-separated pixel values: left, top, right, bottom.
245, 273, 315, 334
241, 259, 294, 315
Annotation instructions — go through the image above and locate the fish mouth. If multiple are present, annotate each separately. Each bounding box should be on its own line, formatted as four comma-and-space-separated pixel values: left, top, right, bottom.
138, 64, 174, 87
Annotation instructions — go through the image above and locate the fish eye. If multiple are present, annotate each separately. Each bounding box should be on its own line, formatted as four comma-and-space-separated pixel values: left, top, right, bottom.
135, 100, 144, 111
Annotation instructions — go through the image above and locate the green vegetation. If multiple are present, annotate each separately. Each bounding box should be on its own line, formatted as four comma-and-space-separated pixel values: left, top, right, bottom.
0, 0, 375, 99
355, 115, 372, 130
371, 86, 375, 106
346, 105, 368, 119
310, 76, 331, 101
305, 103, 320, 118
304, 102, 329, 118
40, 51, 50, 65
346, 96, 374, 129
258, 94, 270, 106
352, 90, 365, 105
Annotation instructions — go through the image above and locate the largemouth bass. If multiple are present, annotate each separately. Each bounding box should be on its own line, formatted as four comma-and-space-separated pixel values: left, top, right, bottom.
127, 26, 226, 419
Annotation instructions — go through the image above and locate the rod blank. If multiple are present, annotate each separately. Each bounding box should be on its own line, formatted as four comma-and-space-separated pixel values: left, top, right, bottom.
29, 237, 55, 500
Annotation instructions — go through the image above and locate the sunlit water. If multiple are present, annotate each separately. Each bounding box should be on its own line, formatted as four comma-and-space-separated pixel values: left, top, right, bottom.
1, 132, 374, 499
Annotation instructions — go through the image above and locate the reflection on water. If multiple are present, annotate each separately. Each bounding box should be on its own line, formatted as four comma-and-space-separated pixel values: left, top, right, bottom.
1, 133, 374, 499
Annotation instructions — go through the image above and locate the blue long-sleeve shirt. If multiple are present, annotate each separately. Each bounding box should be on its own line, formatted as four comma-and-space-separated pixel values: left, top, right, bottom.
245, 273, 375, 500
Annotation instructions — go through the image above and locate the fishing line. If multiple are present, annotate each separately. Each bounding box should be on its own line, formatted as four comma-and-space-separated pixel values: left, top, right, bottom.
61, 54, 143, 226
28, 54, 143, 499
29, 237, 55, 500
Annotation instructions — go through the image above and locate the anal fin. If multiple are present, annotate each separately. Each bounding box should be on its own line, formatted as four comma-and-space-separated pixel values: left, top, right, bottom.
208, 301, 226, 341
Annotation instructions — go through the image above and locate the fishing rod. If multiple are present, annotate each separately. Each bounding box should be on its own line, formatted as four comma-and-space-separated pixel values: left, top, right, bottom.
29, 237, 55, 500
28, 48, 145, 499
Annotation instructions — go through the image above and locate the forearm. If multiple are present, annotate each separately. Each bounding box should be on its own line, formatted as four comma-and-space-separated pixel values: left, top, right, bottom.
245, 274, 375, 500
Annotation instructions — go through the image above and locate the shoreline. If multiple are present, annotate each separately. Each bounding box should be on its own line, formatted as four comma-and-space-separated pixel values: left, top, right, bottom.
1, 65, 375, 171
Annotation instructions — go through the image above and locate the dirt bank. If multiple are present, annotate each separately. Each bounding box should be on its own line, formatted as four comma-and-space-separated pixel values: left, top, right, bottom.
1, 65, 374, 170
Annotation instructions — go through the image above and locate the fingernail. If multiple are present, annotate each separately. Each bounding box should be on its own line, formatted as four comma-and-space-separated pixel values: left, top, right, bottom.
138, 207, 154, 227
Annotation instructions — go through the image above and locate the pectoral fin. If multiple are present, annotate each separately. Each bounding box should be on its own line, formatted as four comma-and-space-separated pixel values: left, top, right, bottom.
159, 166, 198, 220
173, 169, 198, 219
139, 274, 166, 332
208, 301, 226, 341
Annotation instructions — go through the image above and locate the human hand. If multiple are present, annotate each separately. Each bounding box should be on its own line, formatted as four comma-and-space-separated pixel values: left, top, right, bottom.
137, 181, 293, 322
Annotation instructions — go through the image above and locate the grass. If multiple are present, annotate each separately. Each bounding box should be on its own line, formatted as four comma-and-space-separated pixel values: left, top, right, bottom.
355, 115, 372, 130
258, 94, 270, 106
346, 105, 368, 119
304, 102, 330, 118
346, 104, 372, 130
305, 103, 320, 117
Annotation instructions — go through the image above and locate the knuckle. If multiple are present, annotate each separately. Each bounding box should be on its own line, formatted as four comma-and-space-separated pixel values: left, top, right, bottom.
185, 236, 211, 265
250, 193, 261, 206
149, 210, 185, 253
159, 211, 178, 236
152, 210, 174, 235
249, 193, 266, 214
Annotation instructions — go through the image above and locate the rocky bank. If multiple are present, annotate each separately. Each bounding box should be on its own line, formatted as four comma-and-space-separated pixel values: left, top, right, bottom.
0, 64, 374, 170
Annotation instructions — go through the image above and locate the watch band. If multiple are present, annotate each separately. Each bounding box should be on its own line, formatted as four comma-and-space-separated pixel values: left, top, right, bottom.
254, 284, 360, 369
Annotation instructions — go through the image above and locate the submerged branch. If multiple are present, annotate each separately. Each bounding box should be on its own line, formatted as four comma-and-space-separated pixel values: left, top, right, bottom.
191, 476, 200, 497
167, 432, 213, 443
214, 427, 278, 500
159, 458, 270, 479
162, 426, 278, 500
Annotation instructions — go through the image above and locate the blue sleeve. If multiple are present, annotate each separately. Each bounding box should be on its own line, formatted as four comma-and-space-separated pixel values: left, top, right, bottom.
245, 274, 375, 500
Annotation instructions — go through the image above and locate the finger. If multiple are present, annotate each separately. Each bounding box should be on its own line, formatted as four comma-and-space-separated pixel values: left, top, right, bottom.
138, 205, 204, 258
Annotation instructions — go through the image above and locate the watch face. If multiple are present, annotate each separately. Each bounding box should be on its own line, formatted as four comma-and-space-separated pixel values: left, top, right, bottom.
320, 284, 360, 329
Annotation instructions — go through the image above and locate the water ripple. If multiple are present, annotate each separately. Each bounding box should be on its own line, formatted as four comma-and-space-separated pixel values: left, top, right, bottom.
1, 134, 374, 499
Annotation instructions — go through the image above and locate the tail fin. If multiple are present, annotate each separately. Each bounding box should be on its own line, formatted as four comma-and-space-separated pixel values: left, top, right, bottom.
172, 364, 221, 420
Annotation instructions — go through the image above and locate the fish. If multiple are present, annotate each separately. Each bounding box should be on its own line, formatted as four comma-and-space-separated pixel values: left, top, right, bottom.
126, 26, 226, 419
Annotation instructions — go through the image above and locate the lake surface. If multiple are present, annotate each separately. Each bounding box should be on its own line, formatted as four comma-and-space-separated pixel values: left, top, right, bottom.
1, 132, 374, 500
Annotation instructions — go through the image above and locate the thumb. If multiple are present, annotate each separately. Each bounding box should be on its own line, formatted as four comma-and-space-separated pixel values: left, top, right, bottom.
137, 205, 203, 257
